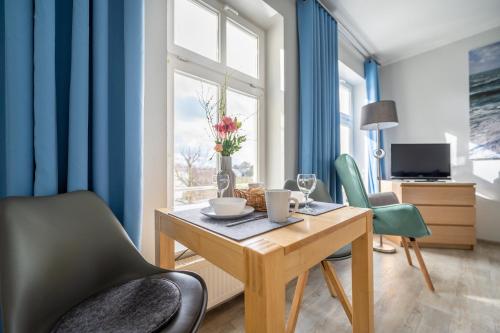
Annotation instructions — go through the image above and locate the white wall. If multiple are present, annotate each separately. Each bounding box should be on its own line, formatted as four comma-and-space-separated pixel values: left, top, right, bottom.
265, 14, 285, 188
380, 26, 500, 242
142, 0, 168, 262
339, 37, 365, 78
262, 0, 299, 181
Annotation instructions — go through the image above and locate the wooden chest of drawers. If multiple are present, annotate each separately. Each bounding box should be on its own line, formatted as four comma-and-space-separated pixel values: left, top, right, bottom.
381, 181, 476, 250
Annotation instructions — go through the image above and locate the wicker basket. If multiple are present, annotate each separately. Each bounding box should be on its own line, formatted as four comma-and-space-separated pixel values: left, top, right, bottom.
234, 188, 267, 211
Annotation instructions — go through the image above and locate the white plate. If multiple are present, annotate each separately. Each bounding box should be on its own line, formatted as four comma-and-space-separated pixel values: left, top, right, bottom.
201, 206, 255, 220
291, 198, 314, 207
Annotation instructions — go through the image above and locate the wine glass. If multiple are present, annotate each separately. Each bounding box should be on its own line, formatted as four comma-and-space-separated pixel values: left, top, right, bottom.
297, 174, 317, 212
214, 171, 230, 198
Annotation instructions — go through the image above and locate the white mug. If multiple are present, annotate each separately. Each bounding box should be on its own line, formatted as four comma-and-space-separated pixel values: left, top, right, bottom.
265, 189, 299, 223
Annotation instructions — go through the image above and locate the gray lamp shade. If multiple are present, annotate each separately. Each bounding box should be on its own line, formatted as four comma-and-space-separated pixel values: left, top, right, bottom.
360, 100, 399, 130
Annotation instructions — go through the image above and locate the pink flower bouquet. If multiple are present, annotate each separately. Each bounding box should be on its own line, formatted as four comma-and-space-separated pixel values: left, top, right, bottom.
211, 115, 245, 156
200, 79, 246, 157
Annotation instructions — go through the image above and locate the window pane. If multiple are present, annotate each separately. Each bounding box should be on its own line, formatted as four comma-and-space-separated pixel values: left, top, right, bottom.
226, 90, 258, 186
339, 83, 351, 116
174, 72, 218, 207
341, 124, 351, 155
226, 20, 259, 78
174, 0, 219, 61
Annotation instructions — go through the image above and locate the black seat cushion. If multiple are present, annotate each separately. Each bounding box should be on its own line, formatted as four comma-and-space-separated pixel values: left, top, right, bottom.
51, 273, 182, 333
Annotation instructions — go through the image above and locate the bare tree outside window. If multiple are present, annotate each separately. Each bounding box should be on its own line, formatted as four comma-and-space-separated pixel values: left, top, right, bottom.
175, 146, 217, 205
175, 147, 202, 188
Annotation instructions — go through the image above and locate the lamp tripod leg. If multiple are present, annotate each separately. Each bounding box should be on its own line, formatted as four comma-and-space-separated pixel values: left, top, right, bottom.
373, 235, 397, 253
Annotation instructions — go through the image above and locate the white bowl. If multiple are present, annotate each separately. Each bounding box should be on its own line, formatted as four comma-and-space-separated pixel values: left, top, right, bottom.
209, 198, 247, 216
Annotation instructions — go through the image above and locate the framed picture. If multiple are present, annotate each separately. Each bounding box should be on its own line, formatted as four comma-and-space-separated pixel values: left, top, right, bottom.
469, 40, 500, 160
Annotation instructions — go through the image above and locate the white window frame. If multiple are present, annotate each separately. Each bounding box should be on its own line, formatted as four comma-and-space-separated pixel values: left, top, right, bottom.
166, 0, 266, 209
339, 80, 354, 155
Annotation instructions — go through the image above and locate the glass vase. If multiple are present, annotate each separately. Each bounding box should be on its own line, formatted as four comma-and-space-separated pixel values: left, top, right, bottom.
220, 155, 236, 197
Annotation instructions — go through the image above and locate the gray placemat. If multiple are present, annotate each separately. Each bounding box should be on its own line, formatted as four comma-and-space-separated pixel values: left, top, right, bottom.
296, 201, 345, 216
169, 208, 304, 241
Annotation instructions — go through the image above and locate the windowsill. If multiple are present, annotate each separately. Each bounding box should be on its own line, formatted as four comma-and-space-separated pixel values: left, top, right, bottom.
173, 201, 209, 211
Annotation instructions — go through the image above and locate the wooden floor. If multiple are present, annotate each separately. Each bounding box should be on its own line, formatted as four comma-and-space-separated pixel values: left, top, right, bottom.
199, 241, 500, 333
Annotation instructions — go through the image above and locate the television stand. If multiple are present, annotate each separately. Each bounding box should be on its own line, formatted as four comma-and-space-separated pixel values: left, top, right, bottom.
382, 180, 476, 250
413, 179, 446, 182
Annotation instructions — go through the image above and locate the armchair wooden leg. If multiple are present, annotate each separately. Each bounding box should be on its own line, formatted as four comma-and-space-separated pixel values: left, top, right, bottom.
286, 270, 309, 333
321, 261, 353, 324
320, 261, 337, 297
409, 238, 435, 292
401, 237, 413, 266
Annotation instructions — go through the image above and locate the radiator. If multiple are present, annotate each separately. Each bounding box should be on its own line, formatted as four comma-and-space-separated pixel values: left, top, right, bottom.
176, 255, 243, 309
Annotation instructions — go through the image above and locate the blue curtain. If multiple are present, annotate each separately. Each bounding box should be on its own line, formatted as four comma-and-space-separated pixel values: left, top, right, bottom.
297, 0, 342, 203
1, 1, 144, 328
0, 0, 144, 239
364, 59, 384, 194
0, 0, 144, 231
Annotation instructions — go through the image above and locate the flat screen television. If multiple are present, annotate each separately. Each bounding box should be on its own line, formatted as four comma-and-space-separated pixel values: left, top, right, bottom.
391, 144, 451, 180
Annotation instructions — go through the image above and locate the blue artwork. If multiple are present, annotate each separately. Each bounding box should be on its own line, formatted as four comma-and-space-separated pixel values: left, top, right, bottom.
469, 41, 500, 160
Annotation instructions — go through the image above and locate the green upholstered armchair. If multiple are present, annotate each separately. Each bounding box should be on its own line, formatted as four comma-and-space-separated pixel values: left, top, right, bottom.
334, 154, 435, 291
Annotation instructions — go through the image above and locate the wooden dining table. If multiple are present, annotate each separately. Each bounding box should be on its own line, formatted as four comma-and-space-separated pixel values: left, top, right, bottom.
155, 206, 374, 333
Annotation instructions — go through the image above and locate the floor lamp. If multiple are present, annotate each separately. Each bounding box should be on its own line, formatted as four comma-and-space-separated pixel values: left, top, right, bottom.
360, 100, 399, 253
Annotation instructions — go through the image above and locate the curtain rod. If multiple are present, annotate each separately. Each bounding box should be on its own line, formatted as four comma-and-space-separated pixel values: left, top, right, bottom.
316, 0, 372, 60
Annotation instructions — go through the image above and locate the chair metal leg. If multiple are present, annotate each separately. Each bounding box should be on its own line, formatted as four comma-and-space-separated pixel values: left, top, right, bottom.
409, 238, 435, 292
321, 261, 353, 324
401, 237, 413, 266
286, 271, 309, 333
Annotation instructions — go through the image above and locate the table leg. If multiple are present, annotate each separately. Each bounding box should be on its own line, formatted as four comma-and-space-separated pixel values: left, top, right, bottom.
351, 216, 374, 333
244, 239, 286, 333
155, 211, 175, 269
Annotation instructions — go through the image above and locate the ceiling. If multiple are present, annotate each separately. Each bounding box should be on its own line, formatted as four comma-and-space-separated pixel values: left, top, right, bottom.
326, 0, 500, 65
